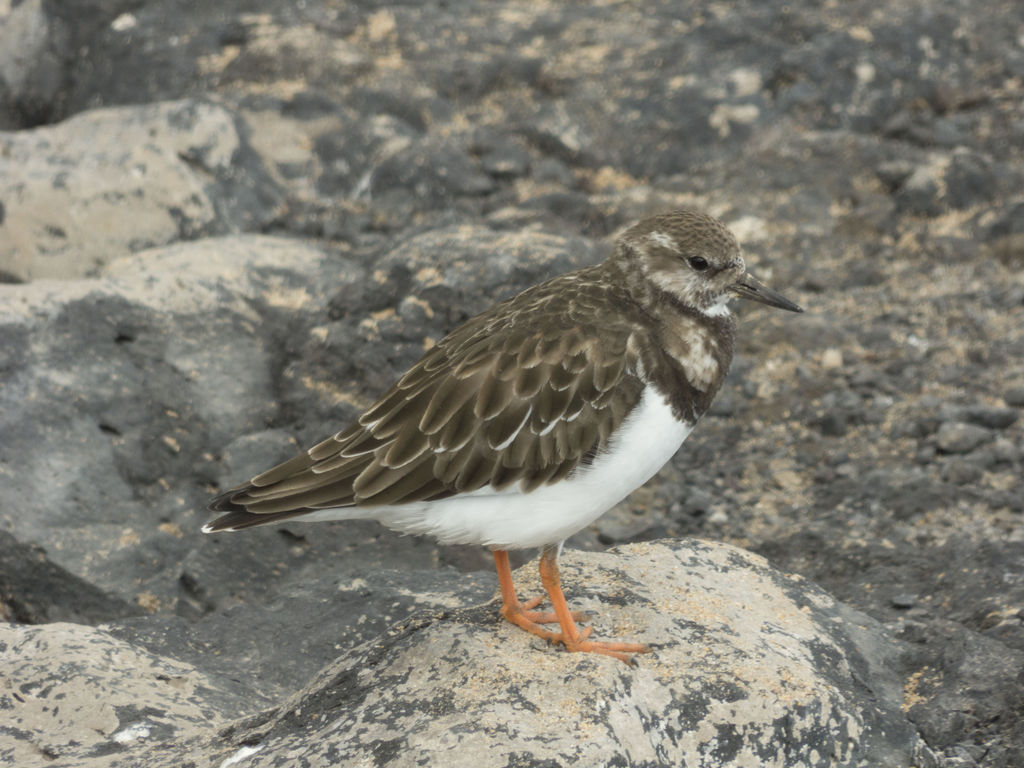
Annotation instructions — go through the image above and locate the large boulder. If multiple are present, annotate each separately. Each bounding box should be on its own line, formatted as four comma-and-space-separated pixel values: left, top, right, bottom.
1, 541, 939, 768
0, 99, 282, 281
0, 235, 355, 609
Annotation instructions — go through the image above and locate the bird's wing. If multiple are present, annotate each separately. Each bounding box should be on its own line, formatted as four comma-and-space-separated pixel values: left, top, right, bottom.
205, 273, 645, 529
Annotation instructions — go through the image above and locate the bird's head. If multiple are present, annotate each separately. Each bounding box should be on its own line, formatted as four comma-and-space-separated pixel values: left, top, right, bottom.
619, 210, 803, 317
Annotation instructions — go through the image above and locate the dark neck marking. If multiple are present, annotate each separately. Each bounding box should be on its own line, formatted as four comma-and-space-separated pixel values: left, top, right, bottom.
637, 282, 737, 424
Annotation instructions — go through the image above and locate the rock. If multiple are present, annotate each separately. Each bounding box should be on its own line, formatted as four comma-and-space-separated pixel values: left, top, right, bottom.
0, 0, 62, 128
810, 387, 864, 436
372, 137, 496, 201
0, 530, 140, 625
0, 99, 283, 280
0, 622, 255, 767
532, 156, 576, 186
107, 564, 495, 698
944, 149, 998, 209
942, 460, 983, 485
473, 134, 532, 178
0, 0, 138, 127
813, 409, 848, 437
953, 405, 1019, 430
1, 540, 935, 768
985, 201, 1024, 240
891, 593, 917, 610
209, 541, 934, 768
934, 422, 993, 454
899, 618, 1024, 767
875, 159, 915, 191
680, 487, 715, 518
894, 156, 946, 216
311, 111, 419, 200
759, 537, 1024, 768
0, 235, 356, 607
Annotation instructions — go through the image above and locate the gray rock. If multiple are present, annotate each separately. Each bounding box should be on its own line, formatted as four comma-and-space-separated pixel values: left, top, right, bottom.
0, 0, 62, 128
985, 201, 1024, 240
532, 156, 576, 186
894, 156, 947, 216
875, 159, 916, 190
759, 537, 1024, 768
0, 235, 354, 606
891, 593, 917, 610
0, 530, 139, 625
209, 541, 933, 768
1, 541, 936, 768
480, 144, 532, 178
0, 0, 137, 127
108, 564, 495, 698
954, 405, 1019, 430
0, 622, 254, 767
899, 618, 1024, 766
942, 460, 983, 485
934, 422, 993, 454
0, 99, 282, 280
944, 149, 998, 210
1005, 387, 1024, 408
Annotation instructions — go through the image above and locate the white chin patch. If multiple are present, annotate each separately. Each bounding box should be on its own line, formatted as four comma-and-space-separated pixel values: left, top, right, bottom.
701, 299, 732, 318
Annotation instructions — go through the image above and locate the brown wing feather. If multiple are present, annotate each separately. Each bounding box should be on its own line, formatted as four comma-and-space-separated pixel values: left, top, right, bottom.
205, 268, 648, 531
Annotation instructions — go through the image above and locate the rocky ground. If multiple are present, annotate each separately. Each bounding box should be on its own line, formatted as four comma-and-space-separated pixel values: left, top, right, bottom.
1, 0, 1022, 766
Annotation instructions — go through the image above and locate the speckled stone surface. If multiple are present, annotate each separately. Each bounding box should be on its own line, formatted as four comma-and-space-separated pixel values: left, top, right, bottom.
1, 542, 937, 767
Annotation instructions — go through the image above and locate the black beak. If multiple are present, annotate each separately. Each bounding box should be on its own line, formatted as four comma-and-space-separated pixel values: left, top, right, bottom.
731, 273, 803, 313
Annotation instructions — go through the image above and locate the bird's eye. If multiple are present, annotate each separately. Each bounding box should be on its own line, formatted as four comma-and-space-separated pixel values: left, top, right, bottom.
688, 256, 709, 271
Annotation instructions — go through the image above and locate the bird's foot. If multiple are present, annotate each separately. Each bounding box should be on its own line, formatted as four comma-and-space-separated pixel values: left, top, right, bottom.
515, 594, 588, 624
560, 632, 652, 666
500, 603, 650, 665
499, 597, 587, 637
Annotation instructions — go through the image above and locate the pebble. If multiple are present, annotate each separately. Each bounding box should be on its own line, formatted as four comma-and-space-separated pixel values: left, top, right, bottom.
943, 461, 983, 485
890, 594, 916, 610
935, 422, 993, 454
955, 406, 1019, 430
812, 466, 836, 483
532, 157, 575, 186
821, 348, 844, 369
681, 488, 714, 517
480, 146, 532, 178
814, 410, 847, 437
1003, 387, 1024, 408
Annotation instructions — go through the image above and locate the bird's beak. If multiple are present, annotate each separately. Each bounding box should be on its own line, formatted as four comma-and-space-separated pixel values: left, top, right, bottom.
731, 273, 803, 313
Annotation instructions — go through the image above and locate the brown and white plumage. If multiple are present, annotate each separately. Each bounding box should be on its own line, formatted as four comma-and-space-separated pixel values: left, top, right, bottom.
203, 209, 802, 662
205, 271, 647, 533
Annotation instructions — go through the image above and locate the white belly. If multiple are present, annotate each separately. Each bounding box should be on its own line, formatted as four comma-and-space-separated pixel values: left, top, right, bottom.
307, 385, 693, 549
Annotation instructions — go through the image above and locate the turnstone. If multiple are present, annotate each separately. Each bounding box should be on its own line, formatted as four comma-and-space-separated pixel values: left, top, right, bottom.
204, 210, 802, 664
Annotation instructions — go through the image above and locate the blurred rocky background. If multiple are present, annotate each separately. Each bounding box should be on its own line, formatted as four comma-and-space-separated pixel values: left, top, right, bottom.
1, 0, 1022, 766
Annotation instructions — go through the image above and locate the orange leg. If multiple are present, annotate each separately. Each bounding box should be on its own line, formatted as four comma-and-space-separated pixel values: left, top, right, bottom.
493, 546, 652, 665
493, 550, 584, 640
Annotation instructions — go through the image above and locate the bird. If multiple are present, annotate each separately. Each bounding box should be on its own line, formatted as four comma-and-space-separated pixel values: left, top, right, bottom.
203, 209, 803, 664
